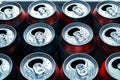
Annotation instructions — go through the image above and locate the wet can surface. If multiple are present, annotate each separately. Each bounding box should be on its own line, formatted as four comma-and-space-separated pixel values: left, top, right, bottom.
20, 52, 59, 80
100, 52, 120, 80
0, 53, 13, 79
26, 1, 60, 35
0, 2, 25, 31
60, 53, 98, 80
23, 23, 58, 59
92, 1, 120, 34
96, 23, 120, 55
0, 24, 17, 55
60, 1, 92, 28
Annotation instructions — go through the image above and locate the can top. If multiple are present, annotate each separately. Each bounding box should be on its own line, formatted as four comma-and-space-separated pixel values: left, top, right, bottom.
0, 24, 17, 48
28, 1, 56, 19
0, 53, 13, 80
62, 1, 91, 19
106, 52, 120, 79
99, 23, 120, 46
62, 22, 93, 46
24, 23, 55, 47
96, 1, 120, 19
63, 53, 98, 80
0, 2, 22, 20
20, 52, 55, 80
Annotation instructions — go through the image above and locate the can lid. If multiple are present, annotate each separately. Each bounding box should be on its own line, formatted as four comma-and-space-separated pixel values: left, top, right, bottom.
99, 23, 120, 46
0, 2, 22, 20
62, 22, 93, 46
106, 52, 120, 79
0, 53, 13, 80
62, 1, 91, 19
23, 23, 55, 47
28, 1, 56, 19
63, 53, 98, 80
20, 52, 55, 80
0, 24, 17, 48
96, 1, 120, 19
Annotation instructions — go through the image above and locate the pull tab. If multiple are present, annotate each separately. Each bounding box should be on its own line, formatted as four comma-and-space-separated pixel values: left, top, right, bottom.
73, 31, 86, 43
72, 6, 84, 16
34, 5, 49, 17
1, 6, 13, 18
34, 31, 46, 45
117, 63, 120, 70
110, 31, 120, 43
76, 64, 88, 76
33, 63, 45, 76
102, 5, 117, 16
0, 60, 9, 72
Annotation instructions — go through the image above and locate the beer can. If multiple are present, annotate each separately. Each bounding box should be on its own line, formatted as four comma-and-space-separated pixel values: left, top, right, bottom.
20, 52, 59, 80
23, 23, 58, 59
0, 2, 25, 31
0, 53, 14, 79
26, 1, 60, 35
0, 24, 17, 55
96, 23, 120, 55
60, 1, 92, 28
60, 53, 99, 80
92, 1, 120, 34
100, 52, 120, 80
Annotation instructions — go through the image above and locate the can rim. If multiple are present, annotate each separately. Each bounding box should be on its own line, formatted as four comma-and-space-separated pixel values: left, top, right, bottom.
0, 2, 22, 21
23, 23, 55, 47
105, 52, 120, 79
95, 1, 120, 19
0, 24, 17, 48
62, 22, 93, 46
0, 53, 13, 79
62, 0, 91, 19
63, 53, 98, 80
27, 1, 57, 19
20, 52, 56, 80
99, 23, 120, 46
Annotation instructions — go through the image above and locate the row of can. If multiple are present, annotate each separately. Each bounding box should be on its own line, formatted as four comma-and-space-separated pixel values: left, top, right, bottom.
0, 1, 120, 34
1, 51, 120, 80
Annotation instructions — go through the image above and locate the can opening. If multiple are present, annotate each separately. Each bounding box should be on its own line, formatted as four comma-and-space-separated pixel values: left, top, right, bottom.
112, 59, 120, 70
31, 28, 45, 35
0, 60, 2, 65
71, 60, 85, 68
34, 5, 45, 11
28, 59, 43, 68
105, 29, 116, 37
67, 4, 77, 11
0, 30, 7, 34
68, 28, 79, 36
1, 6, 13, 12
102, 5, 112, 11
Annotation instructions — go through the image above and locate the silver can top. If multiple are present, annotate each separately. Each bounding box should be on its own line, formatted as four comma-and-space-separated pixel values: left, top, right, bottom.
23, 23, 55, 47
63, 53, 98, 80
62, 1, 91, 19
106, 52, 120, 80
20, 52, 55, 80
99, 23, 120, 46
0, 2, 22, 20
96, 1, 120, 19
62, 22, 93, 46
0, 53, 13, 80
0, 24, 17, 48
28, 1, 56, 19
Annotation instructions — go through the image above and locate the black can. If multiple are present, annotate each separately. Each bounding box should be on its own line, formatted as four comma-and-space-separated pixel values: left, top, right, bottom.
60, 1, 92, 28
23, 23, 58, 59
20, 52, 59, 80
